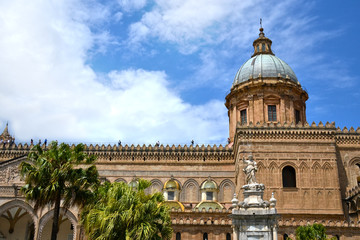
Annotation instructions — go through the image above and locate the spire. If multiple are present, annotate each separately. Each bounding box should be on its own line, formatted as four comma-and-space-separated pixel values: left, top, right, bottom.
2, 122, 9, 135
251, 23, 274, 57
0, 122, 14, 143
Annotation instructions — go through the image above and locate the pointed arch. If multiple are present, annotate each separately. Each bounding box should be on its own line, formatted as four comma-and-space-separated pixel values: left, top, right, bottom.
180, 179, 200, 202
348, 157, 360, 187
257, 161, 265, 183
114, 178, 127, 183
38, 208, 77, 240
0, 199, 38, 239
219, 179, 235, 202
299, 162, 309, 188
323, 162, 332, 188
268, 161, 279, 187
312, 162, 322, 187
147, 179, 163, 194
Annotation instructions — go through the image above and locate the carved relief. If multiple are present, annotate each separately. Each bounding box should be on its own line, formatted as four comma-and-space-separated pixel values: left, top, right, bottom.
0, 164, 20, 184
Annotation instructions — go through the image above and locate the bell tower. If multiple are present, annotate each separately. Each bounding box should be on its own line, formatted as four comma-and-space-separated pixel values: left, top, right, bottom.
225, 28, 308, 142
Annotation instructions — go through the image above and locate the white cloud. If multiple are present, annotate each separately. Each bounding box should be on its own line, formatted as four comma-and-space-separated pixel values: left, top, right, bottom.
0, 0, 227, 144
117, 0, 147, 12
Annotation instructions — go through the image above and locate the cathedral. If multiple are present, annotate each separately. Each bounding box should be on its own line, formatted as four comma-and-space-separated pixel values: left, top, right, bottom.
1, 28, 360, 240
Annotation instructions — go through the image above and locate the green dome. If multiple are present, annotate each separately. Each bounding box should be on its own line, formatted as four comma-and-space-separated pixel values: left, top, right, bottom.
201, 179, 218, 190
128, 179, 138, 188
162, 201, 184, 211
233, 54, 298, 86
164, 179, 181, 190
195, 201, 224, 211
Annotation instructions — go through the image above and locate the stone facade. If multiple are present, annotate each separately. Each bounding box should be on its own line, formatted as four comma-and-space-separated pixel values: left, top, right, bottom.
1, 28, 360, 240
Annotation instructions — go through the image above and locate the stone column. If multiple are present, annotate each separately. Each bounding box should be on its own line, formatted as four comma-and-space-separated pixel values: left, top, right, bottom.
289, 97, 294, 123
229, 104, 237, 142
280, 97, 285, 123
248, 95, 254, 124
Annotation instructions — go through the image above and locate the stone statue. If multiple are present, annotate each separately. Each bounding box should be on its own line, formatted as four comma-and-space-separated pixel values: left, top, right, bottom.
243, 155, 257, 185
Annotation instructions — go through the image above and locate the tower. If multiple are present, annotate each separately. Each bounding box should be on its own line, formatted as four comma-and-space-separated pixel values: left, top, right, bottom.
225, 28, 308, 142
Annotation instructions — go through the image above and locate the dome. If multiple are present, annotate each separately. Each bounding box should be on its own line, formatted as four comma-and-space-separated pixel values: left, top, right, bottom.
128, 179, 138, 189
201, 178, 218, 190
164, 178, 181, 190
195, 201, 224, 211
233, 54, 298, 86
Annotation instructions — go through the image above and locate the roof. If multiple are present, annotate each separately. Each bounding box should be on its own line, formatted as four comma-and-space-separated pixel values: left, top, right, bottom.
200, 178, 218, 190
164, 178, 181, 190
233, 54, 298, 86
195, 201, 224, 211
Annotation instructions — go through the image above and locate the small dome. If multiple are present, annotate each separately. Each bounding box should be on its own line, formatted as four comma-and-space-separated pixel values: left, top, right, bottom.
233, 54, 298, 86
201, 178, 218, 190
195, 201, 224, 211
164, 178, 181, 190
162, 201, 185, 211
128, 179, 138, 188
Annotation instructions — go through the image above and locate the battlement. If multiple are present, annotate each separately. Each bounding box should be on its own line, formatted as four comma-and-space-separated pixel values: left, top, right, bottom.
0, 143, 234, 163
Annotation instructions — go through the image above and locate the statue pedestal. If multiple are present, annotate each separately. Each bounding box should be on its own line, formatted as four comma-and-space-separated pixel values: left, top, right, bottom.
230, 183, 279, 240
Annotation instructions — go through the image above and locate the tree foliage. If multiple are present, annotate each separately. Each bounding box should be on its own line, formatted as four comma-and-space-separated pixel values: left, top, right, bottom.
81, 179, 172, 240
294, 223, 336, 240
20, 141, 99, 240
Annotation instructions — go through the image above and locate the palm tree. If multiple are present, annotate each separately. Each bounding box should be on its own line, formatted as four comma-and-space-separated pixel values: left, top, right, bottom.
20, 141, 99, 240
81, 179, 172, 240
294, 223, 336, 240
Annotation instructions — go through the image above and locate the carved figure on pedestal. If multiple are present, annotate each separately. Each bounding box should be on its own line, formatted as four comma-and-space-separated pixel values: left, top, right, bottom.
243, 155, 257, 185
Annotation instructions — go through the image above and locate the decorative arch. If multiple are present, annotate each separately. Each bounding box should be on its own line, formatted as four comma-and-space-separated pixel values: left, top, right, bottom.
312, 162, 322, 187
349, 157, 360, 166
348, 157, 360, 187
219, 179, 235, 202
280, 161, 298, 170
148, 179, 163, 194
299, 162, 309, 188
114, 178, 127, 183
268, 162, 279, 187
38, 208, 77, 240
323, 162, 332, 188
180, 179, 200, 202
0, 199, 38, 237
257, 161, 265, 183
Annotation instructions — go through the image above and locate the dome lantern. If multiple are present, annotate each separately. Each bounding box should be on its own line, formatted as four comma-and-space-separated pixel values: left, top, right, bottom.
252, 27, 274, 57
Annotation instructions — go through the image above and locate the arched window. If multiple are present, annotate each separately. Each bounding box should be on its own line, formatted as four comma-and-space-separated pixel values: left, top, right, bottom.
226, 233, 231, 240
176, 232, 181, 240
335, 235, 340, 240
283, 233, 289, 240
203, 233, 208, 240
282, 166, 296, 188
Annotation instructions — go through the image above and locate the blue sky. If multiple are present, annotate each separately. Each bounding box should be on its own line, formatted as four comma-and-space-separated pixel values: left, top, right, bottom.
0, 0, 359, 145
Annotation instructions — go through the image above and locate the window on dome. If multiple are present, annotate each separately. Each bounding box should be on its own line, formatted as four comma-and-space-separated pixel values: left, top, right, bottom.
282, 166, 296, 188
268, 105, 277, 121
240, 109, 247, 125
206, 192, 213, 200
295, 109, 301, 124
256, 45, 259, 52
262, 43, 266, 51
168, 191, 174, 200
